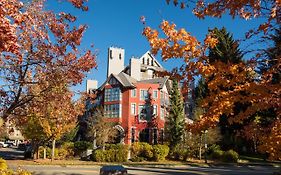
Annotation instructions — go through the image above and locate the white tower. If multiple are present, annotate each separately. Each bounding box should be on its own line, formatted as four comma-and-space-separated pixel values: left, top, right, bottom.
107, 47, 125, 77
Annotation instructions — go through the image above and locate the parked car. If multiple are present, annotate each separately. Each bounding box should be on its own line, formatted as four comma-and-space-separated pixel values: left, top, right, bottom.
100, 165, 128, 175
0, 141, 8, 148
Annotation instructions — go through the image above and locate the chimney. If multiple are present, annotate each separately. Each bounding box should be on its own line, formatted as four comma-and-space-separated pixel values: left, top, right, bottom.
130, 57, 141, 81
107, 47, 125, 77
86, 80, 98, 94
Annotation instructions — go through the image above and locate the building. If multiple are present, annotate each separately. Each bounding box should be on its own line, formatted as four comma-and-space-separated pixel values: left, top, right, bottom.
85, 47, 172, 145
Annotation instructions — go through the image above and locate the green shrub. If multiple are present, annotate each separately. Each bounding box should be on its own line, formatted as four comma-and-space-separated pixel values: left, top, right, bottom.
60, 142, 74, 159
0, 158, 7, 171
169, 144, 190, 161
131, 142, 153, 161
208, 144, 221, 153
115, 144, 129, 162
38, 146, 59, 159
222, 150, 239, 163
210, 149, 224, 160
130, 156, 145, 162
92, 144, 128, 162
152, 144, 169, 161
74, 141, 93, 156
92, 149, 105, 162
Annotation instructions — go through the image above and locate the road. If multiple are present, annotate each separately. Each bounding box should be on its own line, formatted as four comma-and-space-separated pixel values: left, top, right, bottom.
7, 164, 279, 175
2, 148, 280, 175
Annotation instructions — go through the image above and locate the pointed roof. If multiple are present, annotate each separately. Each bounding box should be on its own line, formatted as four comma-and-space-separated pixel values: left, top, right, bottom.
138, 76, 171, 91
99, 72, 137, 90
140, 51, 163, 69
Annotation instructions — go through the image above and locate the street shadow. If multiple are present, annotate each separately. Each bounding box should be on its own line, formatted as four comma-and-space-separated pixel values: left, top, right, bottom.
33, 173, 83, 175
0, 148, 24, 160
127, 167, 213, 175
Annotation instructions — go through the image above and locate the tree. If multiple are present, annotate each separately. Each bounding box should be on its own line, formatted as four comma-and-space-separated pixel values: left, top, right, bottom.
166, 79, 185, 148
209, 27, 243, 64
20, 82, 84, 159
143, 0, 280, 160
0, 0, 96, 121
86, 107, 118, 150
0, 118, 8, 140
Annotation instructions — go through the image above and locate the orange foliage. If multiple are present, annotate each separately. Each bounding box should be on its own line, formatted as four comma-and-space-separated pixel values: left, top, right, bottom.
0, 0, 96, 119
143, 0, 281, 160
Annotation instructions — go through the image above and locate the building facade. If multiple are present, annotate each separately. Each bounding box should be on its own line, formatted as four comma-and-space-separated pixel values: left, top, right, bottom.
85, 47, 172, 145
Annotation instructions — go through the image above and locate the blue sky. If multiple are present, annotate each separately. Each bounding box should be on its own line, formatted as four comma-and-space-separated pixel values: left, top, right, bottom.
47, 0, 265, 93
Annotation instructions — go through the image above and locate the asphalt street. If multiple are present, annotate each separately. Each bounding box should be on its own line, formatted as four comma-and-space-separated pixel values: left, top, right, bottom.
1, 147, 280, 175
8, 164, 280, 175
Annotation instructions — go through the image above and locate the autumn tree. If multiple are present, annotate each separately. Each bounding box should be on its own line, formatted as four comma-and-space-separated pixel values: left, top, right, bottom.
0, 0, 96, 121
20, 81, 84, 159
0, 118, 8, 140
86, 107, 118, 150
166, 79, 185, 149
143, 0, 280, 160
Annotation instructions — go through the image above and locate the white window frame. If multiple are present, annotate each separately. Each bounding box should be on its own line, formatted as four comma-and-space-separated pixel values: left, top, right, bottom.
153, 105, 157, 115
140, 89, 148, 101
131, 103, 136, 115
139, 105, 146, 121
131, 89, 137, 97
153, 90, 158, 99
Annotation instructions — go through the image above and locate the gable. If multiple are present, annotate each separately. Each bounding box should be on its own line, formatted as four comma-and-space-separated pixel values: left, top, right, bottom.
140, 51, 163, 68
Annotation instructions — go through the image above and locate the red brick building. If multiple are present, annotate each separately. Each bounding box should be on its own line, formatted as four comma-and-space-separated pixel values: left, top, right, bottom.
85, 47, 172, 145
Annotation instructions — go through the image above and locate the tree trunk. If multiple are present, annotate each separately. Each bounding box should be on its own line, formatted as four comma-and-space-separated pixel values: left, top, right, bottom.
51, 139, 56, 162
43, 148, 46, 159
199, 134, 202, 160
93, 131, 97, 150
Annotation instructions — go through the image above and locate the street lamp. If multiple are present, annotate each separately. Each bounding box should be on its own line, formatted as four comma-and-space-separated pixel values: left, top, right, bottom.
203, 130, 208, 163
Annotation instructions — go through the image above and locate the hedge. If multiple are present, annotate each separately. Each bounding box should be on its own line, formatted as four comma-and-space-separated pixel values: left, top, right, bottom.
92, 144, 128, 162
152, 144, 169, 161
222, 150, 239, 163
131, 142, 153, 161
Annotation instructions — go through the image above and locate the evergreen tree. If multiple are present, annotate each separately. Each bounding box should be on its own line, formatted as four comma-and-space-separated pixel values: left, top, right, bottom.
166, 79, 185, 148
260, 25, 281, 84
208, 27, 245, 151
209, 27, 243, 64
193, 77, 208, 121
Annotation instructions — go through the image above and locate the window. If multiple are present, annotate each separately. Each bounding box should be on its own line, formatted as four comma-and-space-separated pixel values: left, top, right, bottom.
104, 88, 121, 102
109, 77, 118, 85
151, 60, 154, 66
139, 105, 146, 120
119, 53, 122, 60
131, 103, 136, 115
140, 90, 148, 100
131, 89, 136, 97
147, 58, 149, 65
153, 90, 158, 99
104, 104, 120, 118
153, 105, 157, 115
160, 108, 165, 120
